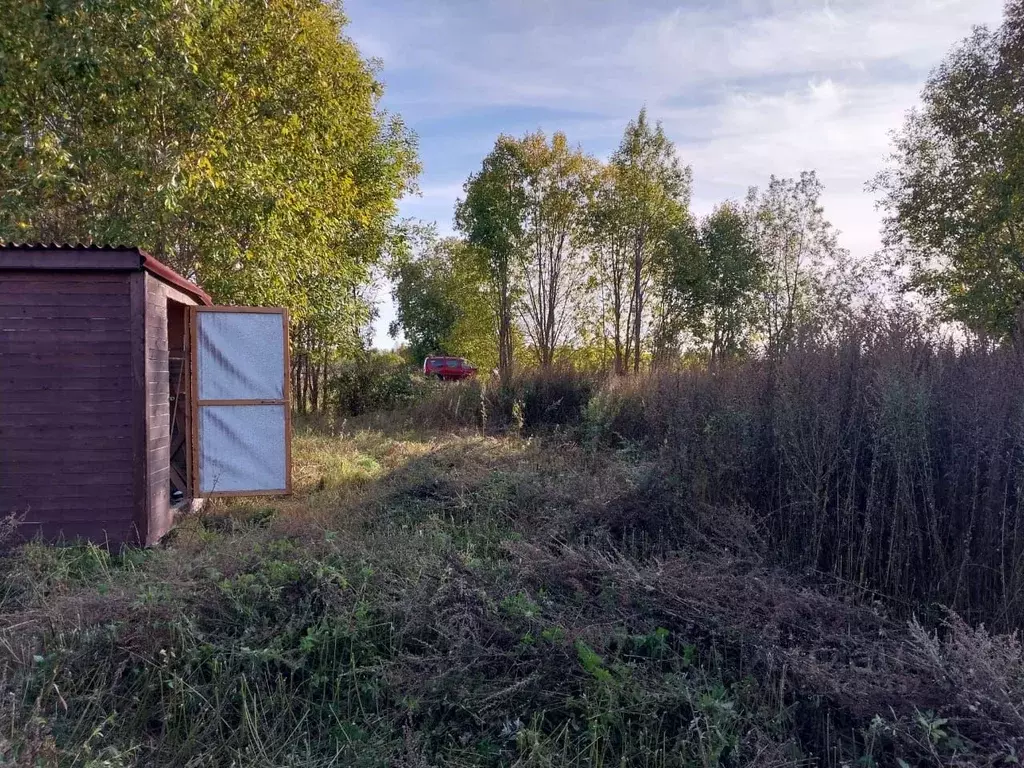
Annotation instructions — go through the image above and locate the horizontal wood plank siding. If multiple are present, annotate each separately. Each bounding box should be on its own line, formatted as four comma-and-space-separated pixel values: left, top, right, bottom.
0, 278, 135, 296
0, 271, 137, 543
0, 294, 131, 309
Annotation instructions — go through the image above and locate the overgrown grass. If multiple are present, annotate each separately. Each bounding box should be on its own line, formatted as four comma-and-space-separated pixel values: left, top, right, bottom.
3, 324, 1024, 765
413, 323, 1024, 632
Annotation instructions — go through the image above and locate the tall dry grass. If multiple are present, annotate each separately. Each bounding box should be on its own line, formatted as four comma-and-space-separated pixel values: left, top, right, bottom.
636, 331, 1024, 630
420, 322, 1024, 630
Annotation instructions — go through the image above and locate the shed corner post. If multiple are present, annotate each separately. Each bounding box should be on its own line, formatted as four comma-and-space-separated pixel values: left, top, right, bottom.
129, 271, 151, 546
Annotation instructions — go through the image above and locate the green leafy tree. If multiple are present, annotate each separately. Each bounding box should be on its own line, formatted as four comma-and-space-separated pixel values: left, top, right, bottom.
515, 132, 599, 367
292, 273, 373, 413
872, 0, 1024, 340
585, 164, 632, 373
456, 131, 599, 370
0, 0, 419, 410
666, 203, 765, 364
609, 109, 692, 372
389, 236, 496, 370
455, 137, 528, 376
745, 172, 846, 354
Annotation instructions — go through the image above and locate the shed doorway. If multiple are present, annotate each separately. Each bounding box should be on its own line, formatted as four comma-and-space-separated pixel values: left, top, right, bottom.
167, 298, 191, 508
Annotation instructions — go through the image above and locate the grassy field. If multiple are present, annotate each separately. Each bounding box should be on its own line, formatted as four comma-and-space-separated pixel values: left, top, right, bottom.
1, 409, 1022, 767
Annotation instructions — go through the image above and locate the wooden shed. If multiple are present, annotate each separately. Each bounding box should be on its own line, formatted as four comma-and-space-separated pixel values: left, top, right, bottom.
0, 244, 291, 546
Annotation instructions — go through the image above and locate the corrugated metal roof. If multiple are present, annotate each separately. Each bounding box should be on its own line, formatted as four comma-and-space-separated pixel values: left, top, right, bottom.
0, 242, 212, 305
0, 242, 142, 251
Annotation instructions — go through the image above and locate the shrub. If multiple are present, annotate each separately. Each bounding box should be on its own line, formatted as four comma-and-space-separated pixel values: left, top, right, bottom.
411, 366, 600, 435
908, 610, 1024, 754
405, 376, 487, 430
487, 366, 598, 434
331, 351, 429, 417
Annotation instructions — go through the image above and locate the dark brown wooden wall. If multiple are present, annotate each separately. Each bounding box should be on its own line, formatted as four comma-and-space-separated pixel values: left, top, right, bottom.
0, 271, 137, 542
142, 274, 196, 545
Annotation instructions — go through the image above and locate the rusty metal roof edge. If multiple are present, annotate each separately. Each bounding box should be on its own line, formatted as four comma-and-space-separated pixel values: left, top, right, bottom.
139, 250, 213, 306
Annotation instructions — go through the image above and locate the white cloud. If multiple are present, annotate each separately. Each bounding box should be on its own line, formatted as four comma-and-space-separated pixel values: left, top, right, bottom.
625, 0, 995, 88
352, 0, 1003, 113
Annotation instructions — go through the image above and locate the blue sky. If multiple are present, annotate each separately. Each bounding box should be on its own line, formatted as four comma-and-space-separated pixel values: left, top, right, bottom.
344, 0, 1007, 349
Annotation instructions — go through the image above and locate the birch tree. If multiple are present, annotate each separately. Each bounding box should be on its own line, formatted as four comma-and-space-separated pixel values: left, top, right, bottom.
872, 0, 1024, 340
609, 110, 691, 372
516, 132, 598, 367
665, 203, 764, 364
455, 137, 527, 376
745, 172, 844, 354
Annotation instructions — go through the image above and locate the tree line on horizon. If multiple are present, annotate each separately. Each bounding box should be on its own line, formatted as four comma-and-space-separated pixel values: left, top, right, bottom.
391, 117, 860, 374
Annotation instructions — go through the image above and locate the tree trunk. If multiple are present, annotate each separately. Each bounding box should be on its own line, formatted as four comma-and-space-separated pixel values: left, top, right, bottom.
295, 353, 308, 415
497, 260, 514, 378
631, 241, 644, 374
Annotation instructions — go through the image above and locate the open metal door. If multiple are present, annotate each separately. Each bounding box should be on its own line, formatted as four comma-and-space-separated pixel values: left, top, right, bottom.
189, 306, 291, 496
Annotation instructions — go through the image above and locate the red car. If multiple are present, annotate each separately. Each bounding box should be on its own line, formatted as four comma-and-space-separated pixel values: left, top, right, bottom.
423, 355, 478, 381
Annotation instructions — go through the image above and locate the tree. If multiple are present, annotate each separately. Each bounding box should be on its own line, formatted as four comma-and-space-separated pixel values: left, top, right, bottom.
586, 164, 633, 373
665, 203, 764, 364
0, 0, 419, 411
745, 172, 846, 354
292, 272, 374, 414
515, 132, 597, 367
609, 109, 692, 372
388, 235, 496, 369
872, 0, 1024, 340
455, 137, 528, 376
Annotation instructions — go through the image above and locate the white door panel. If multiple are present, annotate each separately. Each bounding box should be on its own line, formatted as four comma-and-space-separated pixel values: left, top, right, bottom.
197, 311, 286, 400
191, 307, 291, 496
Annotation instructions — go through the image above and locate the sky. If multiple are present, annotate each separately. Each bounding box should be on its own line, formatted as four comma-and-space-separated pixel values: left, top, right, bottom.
344, 0, 1007, 350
